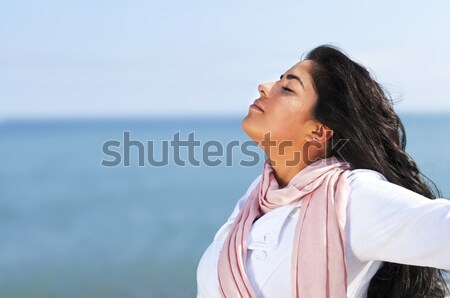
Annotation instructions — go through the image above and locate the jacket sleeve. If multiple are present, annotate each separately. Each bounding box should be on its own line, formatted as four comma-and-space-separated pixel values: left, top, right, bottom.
345, 170, 450, 270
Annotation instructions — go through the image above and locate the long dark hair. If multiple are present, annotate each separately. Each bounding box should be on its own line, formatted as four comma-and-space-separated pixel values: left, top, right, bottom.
305, 44, 448, 298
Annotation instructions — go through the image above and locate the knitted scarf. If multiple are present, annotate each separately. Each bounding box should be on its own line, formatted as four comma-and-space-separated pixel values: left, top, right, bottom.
217, 157, 351, 297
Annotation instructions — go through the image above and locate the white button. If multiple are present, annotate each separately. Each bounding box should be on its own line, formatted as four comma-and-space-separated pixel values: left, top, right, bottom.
263, 233, 272, 243
252, 250, 267, 261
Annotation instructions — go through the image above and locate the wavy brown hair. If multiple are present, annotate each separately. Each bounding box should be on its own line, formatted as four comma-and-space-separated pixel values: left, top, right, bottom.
304, 44, 448, 298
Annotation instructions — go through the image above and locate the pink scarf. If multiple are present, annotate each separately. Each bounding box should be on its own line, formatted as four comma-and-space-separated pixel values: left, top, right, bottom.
217, 157, 351, 298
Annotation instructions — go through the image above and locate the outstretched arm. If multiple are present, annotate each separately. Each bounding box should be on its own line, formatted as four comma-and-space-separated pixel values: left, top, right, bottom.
346, 170, 450, 270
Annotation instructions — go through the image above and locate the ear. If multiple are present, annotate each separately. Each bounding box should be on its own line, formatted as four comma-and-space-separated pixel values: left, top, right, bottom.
308, 124, 334, 142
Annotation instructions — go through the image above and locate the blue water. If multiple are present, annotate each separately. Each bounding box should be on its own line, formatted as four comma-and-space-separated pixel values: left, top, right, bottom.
0, 114, 449, 297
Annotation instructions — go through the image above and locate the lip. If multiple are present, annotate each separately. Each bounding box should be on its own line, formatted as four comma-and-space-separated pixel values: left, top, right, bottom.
250, 100, 264, 112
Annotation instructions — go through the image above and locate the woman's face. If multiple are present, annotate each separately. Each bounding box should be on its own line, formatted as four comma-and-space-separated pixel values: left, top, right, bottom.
242, 60, 320, 157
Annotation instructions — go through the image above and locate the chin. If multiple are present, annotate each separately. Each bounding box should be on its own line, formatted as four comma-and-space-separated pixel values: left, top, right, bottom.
241, 114, 253, 134
241, 116, 264, 144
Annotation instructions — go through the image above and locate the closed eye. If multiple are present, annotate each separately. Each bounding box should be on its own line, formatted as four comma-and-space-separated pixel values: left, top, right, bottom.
282, 86, 293, 92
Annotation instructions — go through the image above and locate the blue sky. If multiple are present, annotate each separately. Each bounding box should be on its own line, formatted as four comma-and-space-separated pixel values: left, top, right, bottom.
1, 0, 450, 119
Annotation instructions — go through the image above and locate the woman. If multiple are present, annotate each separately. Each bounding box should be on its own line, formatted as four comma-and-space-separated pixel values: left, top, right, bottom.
196, 45, 450, 298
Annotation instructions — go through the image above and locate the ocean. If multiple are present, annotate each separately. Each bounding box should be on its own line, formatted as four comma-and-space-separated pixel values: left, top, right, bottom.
0, 114, 449, 297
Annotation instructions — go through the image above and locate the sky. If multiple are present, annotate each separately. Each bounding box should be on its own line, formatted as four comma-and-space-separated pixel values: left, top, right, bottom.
1, 0, 450, 119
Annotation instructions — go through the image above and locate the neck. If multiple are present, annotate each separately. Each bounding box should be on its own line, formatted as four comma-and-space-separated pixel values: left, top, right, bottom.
268, 158, 309, 188
264, 144, 325, 188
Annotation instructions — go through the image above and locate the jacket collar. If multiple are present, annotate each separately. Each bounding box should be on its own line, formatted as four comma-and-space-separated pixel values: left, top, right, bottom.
247, 201, 301, 251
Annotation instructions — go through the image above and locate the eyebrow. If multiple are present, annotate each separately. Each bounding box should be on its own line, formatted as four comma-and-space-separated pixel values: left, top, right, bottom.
280, 74, 305, 89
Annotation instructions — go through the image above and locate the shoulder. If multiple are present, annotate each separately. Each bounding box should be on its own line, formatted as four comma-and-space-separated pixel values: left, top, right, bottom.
346, 168, 387, 187
227, 175, 261, 221
345, 168, 414, 212
345, 168, 393, 203
345, 168, 436, 206
246, 175, 262, 196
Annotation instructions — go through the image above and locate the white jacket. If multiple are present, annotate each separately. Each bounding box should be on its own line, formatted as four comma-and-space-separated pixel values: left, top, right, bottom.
196, 169, 450, 298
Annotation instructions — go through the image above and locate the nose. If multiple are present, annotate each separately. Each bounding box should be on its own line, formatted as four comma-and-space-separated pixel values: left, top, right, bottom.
258, 82, 275, 98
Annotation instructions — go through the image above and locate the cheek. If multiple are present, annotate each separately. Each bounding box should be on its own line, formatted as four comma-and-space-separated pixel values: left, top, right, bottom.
275, 101, 307, 124
270, 102, 308, 137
